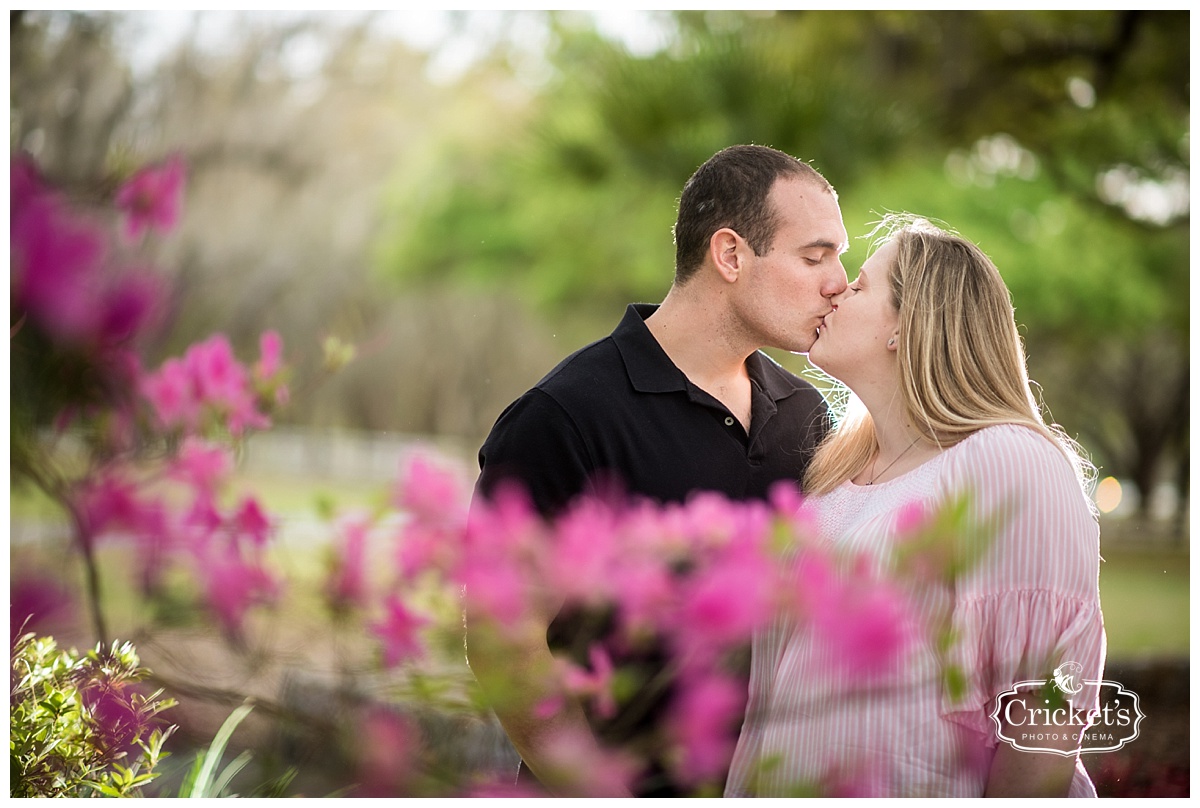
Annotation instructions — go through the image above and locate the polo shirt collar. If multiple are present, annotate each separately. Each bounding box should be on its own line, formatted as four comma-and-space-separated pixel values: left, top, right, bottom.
612, 303, 805, 403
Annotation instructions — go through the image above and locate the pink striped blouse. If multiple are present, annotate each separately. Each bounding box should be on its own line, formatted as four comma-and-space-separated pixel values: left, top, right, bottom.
726, 424, 1106, 797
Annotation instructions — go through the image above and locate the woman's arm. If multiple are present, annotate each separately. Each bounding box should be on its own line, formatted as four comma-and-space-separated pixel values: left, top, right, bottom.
983, 690, 1081, 797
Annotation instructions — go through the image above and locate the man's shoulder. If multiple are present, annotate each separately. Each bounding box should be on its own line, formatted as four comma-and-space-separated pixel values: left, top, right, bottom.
531, 334, 625, 398
752, 351, 825, 402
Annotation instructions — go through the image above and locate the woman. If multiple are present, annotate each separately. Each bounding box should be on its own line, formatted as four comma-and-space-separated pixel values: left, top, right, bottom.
726, 216, 1105, 797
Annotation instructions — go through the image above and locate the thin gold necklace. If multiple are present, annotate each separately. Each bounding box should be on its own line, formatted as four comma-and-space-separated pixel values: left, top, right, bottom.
866, 436, 921, 485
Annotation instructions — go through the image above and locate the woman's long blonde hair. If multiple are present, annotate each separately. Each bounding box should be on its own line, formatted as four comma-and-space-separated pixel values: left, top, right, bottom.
803, 214, 1095, 498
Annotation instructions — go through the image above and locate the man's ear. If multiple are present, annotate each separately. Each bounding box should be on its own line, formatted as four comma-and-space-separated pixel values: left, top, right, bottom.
709, 228, 744, 284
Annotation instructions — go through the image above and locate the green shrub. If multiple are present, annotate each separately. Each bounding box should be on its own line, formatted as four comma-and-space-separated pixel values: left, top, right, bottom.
10, 634, 177, 798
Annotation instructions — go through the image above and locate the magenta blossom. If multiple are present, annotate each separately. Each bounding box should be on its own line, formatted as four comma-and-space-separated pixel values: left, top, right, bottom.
11, 573, 76, 645
352, 709, 418, 797
181, 491, 224, 548
115, 154, 185, 241
200, 545, 279, 636
73, 471, 158, 546
561, 643, 618, 720
395, 451, 469, 527
141, 357, 200, 432
231, 496, 273, 549
140, 333, 275, 436
462, 482, 544, 560
611, 558, 675, 640
455, 557, 529, 629
666, 672, 746, 787
327, 513, 372, 611
372, 595, 429, 667
255, 330, 284, 380
396, 520, 460, 581
807, 554, 916, 678
537, 726, 641, 797
96, 270, 165, 346
893, 499, 930, 535
544, 497, 622, 605
169, 438, 234, 494
12, 190, 107, 344
668, 536, 781, 663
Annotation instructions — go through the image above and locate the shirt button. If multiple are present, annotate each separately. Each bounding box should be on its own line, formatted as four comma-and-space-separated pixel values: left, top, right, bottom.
724, 416, 735, 426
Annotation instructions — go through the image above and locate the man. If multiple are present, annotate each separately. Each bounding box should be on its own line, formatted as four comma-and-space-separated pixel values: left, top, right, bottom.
467, 144, 849, 796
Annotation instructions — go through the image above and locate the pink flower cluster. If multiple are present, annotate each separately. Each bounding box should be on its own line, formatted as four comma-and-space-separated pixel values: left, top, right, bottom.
72, 436, 281, 638
11, 157, 166, 351
359, 462, 934, 794
140, 331, 284, 437
114, 155, 185, 242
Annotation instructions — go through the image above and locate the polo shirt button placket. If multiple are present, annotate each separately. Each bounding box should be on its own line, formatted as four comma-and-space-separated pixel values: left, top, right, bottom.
724, 416, 735, 427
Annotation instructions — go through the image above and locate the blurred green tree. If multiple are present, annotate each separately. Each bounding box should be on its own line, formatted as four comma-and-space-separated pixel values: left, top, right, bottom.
378, 10, 1187, 518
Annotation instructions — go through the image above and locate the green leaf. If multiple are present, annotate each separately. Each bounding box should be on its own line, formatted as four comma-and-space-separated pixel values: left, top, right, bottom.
186, 702, 255, 798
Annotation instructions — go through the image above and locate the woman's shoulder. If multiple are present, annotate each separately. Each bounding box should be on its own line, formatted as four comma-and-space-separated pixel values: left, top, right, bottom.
951, 423, 1069, 468
943, 423, 1093, 513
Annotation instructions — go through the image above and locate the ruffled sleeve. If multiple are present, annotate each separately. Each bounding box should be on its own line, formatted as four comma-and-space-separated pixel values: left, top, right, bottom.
936, 425, 1106, 743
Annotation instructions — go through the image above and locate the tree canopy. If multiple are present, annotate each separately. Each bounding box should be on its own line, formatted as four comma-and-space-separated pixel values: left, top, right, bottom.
377, 10, 1188, 512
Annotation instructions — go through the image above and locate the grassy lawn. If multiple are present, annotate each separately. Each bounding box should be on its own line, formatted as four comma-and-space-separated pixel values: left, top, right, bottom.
1098, 544, 1190, 660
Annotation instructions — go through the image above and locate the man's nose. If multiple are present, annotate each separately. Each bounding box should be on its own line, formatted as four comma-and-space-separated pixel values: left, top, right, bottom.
825, 260, 848, 296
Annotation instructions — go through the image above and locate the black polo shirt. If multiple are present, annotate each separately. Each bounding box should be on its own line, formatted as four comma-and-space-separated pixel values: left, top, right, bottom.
474, 304, 830, 795
477, 303, 830, 514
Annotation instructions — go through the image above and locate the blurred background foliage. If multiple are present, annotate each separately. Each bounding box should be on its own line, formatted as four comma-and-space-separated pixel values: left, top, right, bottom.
10, 9, 1189, 518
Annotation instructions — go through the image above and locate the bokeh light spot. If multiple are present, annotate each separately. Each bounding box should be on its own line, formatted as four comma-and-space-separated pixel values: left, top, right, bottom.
1095, 476, 1123, 514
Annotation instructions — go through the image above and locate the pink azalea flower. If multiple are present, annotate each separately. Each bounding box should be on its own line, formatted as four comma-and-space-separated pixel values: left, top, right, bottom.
808, 555, 916, 678
538, 726, 641, 797
462, 481, 543, 559
11, 155, 44, 210
12, 192, 106, 344
115, 154, 185, 241
768, 478, 805, 516
182, 491, 225, 549
10, 573, 76, 645
201, 546, 279, 635
97, 270, 165, 346
678, 490, 742, 546
561, 643, 618, 720
455, 558, 529, 629
372, 595, 434, 662
668, 538, 780, 662
893, 499, 930, 535
666, 672, 746, 787
80, 679, 155, 764
371, 595, 429, 667
461, 779, 547, 798
72, 472, 145, 545
224, 392, 272, 436
544, 498, 621, 604
141, 357, 200, 431
396, 451, 469, 526
231, 496, 272, 548
185, 334, 246, 406
611, 558, 675, 639
169, 438, 234, 494
352, 709, 418, 797
327, 513, 371, 610
396, 521, 460, 581
255, 330, 284, 380
142, 334, 273, 436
